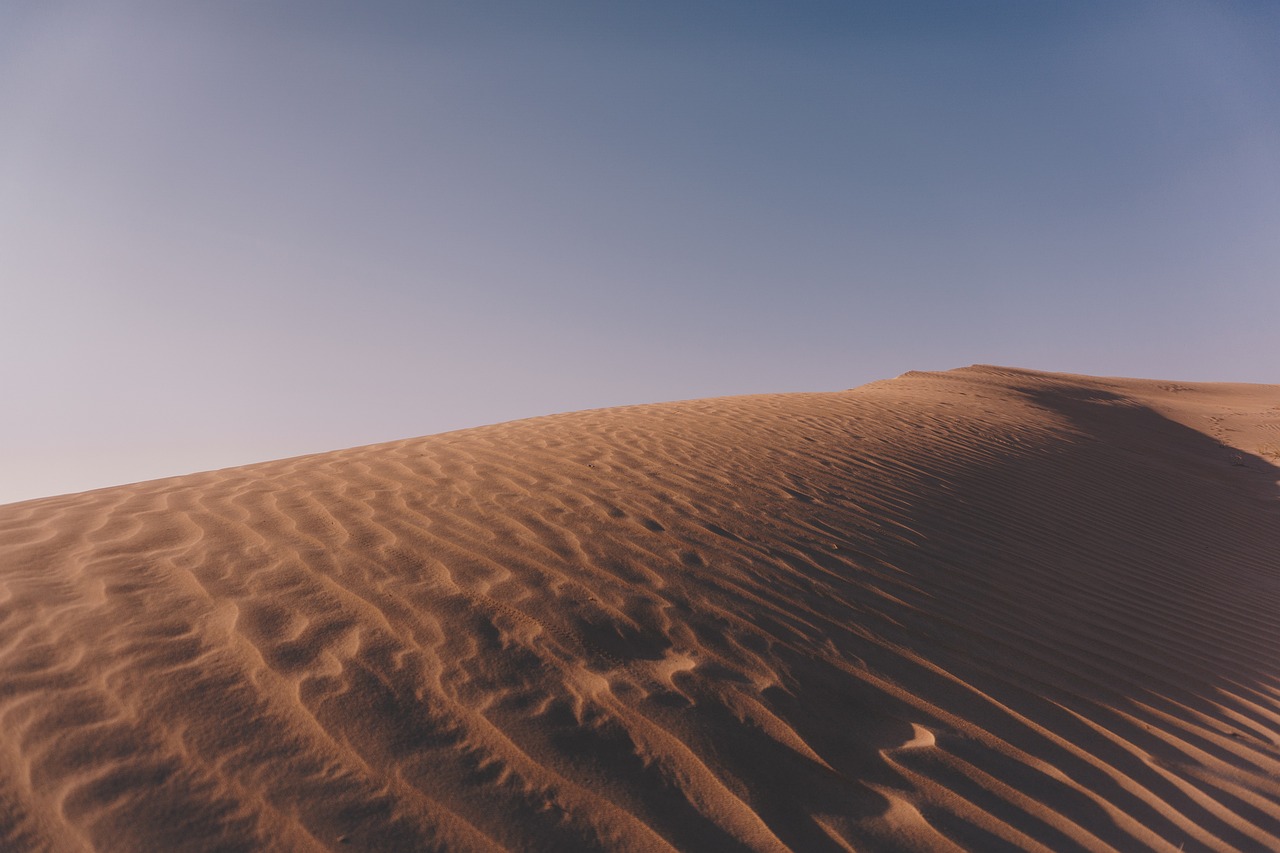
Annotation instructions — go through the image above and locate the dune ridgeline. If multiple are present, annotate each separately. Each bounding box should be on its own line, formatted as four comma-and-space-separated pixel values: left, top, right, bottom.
1, 365, 1278, 852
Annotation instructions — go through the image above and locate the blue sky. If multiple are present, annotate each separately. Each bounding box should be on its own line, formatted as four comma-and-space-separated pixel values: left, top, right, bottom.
2, 1, 1278, 504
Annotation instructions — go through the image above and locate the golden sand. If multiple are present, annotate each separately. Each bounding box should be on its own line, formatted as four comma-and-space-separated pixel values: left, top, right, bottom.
1, 366, 1277, 851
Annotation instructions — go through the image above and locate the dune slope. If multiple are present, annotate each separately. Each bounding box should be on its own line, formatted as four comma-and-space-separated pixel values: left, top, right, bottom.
1, 366, 1278, 852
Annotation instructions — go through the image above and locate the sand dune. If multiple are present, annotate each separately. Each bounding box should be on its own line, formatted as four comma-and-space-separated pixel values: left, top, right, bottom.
1, 365, 1277, 852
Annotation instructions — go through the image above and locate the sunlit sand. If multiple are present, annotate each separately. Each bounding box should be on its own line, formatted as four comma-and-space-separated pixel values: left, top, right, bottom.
1, 366, 1277, 851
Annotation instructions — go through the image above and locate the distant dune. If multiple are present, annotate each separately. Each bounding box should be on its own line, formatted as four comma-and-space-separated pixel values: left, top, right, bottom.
1, 366, 1277, 852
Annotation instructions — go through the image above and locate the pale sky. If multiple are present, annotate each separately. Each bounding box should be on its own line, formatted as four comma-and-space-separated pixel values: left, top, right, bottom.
2, 1, 1278, 505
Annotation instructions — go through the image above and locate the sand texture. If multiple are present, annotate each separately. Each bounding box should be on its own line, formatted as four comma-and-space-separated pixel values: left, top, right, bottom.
1, 365, 1278, 852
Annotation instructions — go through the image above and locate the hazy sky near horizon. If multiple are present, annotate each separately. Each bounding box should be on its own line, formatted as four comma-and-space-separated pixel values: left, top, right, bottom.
2, 1, 1278, 504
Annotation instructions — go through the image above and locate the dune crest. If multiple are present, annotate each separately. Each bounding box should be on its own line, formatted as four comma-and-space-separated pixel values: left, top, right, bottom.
1, 366, 1278, 851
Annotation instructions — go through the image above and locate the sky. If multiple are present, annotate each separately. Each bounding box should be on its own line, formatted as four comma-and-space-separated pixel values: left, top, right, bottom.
2, 1, 1278, 505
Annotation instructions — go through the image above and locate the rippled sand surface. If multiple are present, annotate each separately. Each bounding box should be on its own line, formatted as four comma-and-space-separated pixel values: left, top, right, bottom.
2, 366, 1278, 851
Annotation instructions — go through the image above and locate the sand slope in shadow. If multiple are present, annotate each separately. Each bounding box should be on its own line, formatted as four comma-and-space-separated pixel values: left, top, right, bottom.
1, 366, 1277, 852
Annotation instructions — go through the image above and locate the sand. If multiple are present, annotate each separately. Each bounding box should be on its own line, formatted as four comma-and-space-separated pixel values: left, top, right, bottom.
0, 365, 1277, 852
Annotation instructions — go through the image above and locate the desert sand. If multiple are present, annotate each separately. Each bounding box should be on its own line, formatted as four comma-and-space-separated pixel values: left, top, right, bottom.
0, 365, 1277, 852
